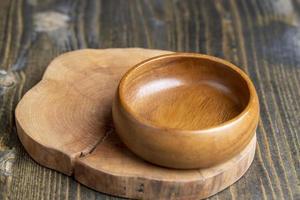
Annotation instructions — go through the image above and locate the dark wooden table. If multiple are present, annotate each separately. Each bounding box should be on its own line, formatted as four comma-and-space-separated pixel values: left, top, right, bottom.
0, 0, 299, 199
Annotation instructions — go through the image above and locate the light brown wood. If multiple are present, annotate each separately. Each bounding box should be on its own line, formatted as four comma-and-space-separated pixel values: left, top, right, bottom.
15, 48, 171, 175
2, 1, 298, 199
113, 53, 259, 169
15, 48, 257, 199
75, 133, 256, 200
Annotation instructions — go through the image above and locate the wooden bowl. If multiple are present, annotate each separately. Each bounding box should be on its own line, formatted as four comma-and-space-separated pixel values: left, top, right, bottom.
112, 53, 259, 169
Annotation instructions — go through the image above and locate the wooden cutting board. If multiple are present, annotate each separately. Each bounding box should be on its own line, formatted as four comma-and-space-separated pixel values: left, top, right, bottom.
15, 48, 256, 200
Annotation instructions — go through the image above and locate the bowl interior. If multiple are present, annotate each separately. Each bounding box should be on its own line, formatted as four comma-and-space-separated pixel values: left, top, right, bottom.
121, 55, 250, 130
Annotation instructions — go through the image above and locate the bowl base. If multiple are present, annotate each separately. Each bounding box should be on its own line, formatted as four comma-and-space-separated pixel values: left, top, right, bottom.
75, 132, 256, 199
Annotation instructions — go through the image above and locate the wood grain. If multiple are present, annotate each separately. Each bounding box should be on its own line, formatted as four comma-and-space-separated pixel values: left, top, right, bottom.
0, 0, 299, 199
113, 53, 259, 169
15, 48, 257, 199
15, 48, 172, 176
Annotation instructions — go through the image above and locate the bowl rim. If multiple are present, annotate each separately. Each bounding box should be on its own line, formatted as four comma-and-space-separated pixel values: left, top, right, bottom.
117, 53, 258, 134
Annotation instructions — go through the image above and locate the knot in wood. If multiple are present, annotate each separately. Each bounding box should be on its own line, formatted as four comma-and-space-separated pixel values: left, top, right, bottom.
0, 70, 15, 87
0, 149, 16, 177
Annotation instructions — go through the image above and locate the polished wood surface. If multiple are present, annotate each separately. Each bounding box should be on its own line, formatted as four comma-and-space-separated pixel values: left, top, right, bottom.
16, 49, 256, 199
113, 53, 259, 169
0, 0, 299, 199
120, 54, 252, 130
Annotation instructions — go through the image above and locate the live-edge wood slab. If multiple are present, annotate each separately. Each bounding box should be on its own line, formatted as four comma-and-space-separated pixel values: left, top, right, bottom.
15, 48, 256, 199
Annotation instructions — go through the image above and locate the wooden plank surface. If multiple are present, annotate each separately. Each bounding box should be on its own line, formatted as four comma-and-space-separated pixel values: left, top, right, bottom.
0, 0, 299, 199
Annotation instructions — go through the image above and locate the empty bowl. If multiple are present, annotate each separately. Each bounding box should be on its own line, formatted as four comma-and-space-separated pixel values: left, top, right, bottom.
112, 53, 259, 169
